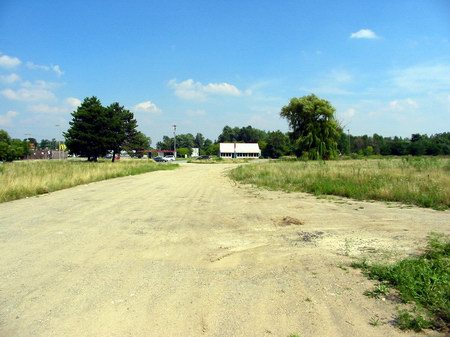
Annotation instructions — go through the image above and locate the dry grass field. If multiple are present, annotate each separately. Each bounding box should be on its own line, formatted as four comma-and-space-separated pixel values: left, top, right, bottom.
230, 157, 450, 210
0, 159, 177, 203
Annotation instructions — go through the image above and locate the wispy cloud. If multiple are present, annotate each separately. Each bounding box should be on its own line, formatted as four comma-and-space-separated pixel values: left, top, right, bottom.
133, 100, 161, 113
28, 97, 82, 115
65, 97, 81, 108
0, 110, 18, 126
390, 64, 450, 92
0, 73, 21, 84
300, 68, 355, 96
0, 53, 21, 68
26, 61, 64, 77
350, 29, 379, 39
28, 103, 69, 114
1, 87, 56, 101
388, 98, 419, 111
168, 79, 245, 101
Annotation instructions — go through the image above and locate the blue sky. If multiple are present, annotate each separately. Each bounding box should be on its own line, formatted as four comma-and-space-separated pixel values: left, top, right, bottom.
1, 0, 449, 143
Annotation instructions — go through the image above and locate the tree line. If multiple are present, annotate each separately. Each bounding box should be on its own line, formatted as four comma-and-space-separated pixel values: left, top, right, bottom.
1, 94, 448, 162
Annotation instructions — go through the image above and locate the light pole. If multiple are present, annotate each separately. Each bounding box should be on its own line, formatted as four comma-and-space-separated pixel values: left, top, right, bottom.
55, 124, 61, 160
173, 124, 177, 158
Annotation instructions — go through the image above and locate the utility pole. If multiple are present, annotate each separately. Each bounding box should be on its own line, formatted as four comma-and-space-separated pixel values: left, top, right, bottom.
24, 133, 32, 158
347, 128, 351, 156
173, 124, 177, 158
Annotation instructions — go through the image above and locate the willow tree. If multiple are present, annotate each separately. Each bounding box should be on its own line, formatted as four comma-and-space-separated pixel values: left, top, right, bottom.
280, 94, 341, 160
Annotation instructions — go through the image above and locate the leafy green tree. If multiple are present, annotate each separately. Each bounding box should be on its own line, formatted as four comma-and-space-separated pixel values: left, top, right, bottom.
176, 147, 192, 157
263, 131, 291, 158
280, 94, 341, 159
218, 126, 240, 142
0, 130, 11, 161
24, 137, 37, 150
176, 133, 195, 148
0, 129, 28, 161
156, 136, 173, 150
201, 138, 213, 155
204, 143, 219, 155
124, 131, 150, 157
39, 139, 51, 149
194, 133, 205, 149
217, 125, 267, 143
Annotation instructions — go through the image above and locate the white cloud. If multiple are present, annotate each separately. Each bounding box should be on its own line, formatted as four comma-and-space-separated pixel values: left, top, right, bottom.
21, 80, 60, 90
0, 110, 18, 126
350, 29, 379, 39
28, 103, 68, 114
65, 97, 81, 108
26, 61, 64, 77
26, 62, 49, 71
168, 79, 207, 100
52, 65, 64, 77
203, 82, 242, 96
133, 100, 161, 113
28, 97, 81, 115
168, 79, 244, 100
0, 53, 21, 68
1, 87, 56, 101
343, 108, 356, 119
0, 73, 21, 84
390, 64, 450, 92
388, 98, 419, 111
328, 69, 353, 83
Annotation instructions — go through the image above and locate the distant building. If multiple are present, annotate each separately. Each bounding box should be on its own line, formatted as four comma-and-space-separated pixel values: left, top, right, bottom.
192, 147, 199, 157
219, 143, 261, 159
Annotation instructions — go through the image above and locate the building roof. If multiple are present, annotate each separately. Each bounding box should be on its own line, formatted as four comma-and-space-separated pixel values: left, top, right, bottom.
220, 143, 261, 153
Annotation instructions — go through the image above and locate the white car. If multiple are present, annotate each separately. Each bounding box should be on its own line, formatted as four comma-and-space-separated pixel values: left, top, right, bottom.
163, 155, 176, 161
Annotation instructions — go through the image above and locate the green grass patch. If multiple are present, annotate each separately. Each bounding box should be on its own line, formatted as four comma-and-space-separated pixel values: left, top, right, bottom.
0, 159, 178, 203
353, 233, 450, 332
228, 158, 450, 210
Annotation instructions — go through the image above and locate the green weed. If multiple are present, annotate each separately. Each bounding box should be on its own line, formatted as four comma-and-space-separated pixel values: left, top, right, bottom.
353, 233, 450, 331
369, 315, 381, 327
397, 309, 432, 332
364, 283, 390, 299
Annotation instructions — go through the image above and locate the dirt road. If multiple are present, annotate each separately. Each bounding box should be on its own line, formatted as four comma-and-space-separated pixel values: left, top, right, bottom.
1, 163, 449, 337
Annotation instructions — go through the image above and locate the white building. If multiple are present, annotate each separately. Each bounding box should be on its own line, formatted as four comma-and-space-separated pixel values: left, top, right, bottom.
191, 147, 199, 157
219, 143, 261, 159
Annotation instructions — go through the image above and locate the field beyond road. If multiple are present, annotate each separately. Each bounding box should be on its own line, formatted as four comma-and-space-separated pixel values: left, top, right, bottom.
0, 163, 449, 337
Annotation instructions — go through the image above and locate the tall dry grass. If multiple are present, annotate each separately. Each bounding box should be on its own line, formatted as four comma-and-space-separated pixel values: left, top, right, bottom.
0, 159, 177, 203
229, 157, 450, 210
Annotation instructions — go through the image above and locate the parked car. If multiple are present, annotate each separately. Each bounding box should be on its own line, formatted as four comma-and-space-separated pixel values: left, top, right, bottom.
153, 156, 166, 162
196, 155, 211, 160
164, 155, 176, 161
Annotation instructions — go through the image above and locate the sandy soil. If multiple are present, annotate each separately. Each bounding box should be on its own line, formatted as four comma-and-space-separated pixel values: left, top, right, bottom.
0, 163, 449, 337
